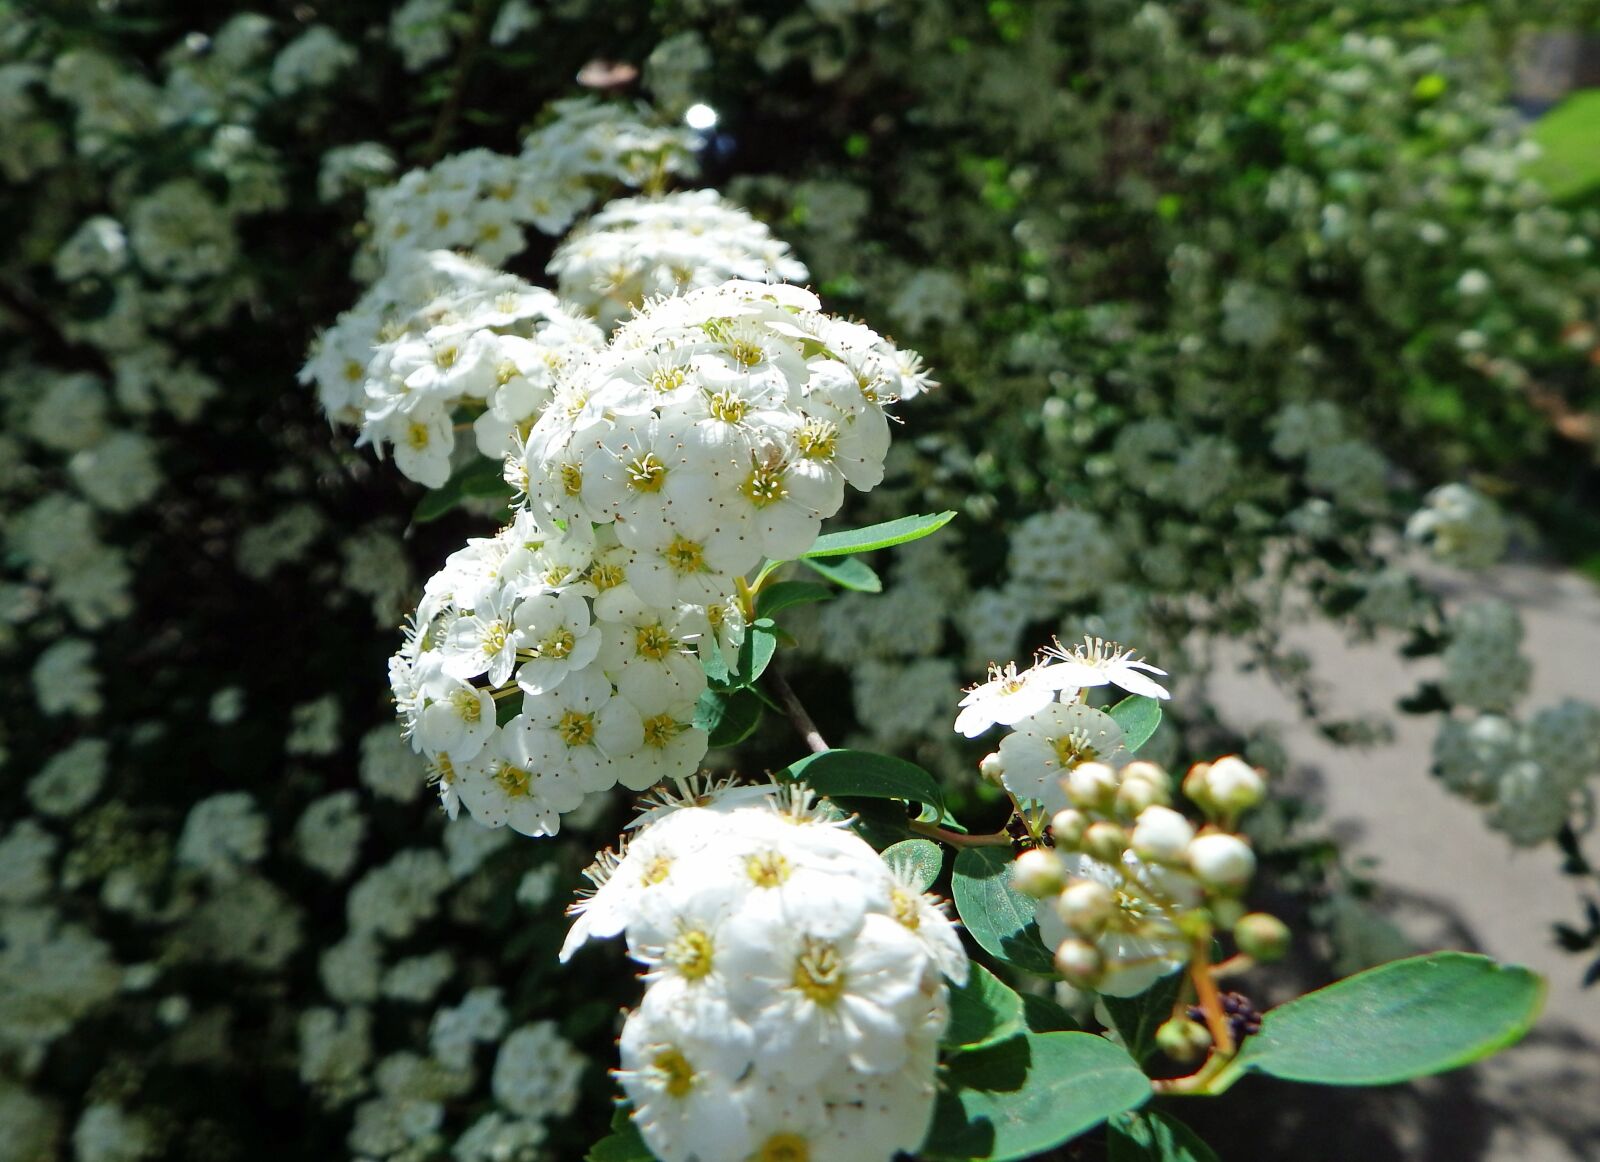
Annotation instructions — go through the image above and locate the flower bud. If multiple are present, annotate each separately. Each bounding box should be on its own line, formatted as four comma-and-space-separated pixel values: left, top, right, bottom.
1066, 761, 1119, 811
1050, 809, 1087, 848
1053, 938, 1103, 988
1187, 833, 1256, 892
1115, 775, 1167, 817
1011, 848, 1065, 898
979, 751, 1005, 786
1234, 912, 1291, 962
1121, 760, 1172, 795
1084, 821, 1128, 864
1055, 878, 1115, 935
1130, 805, 1195, 864
1182, 761, 1216, 812
1204, 755, 1265, 816
1155, 1017, 1213, 1064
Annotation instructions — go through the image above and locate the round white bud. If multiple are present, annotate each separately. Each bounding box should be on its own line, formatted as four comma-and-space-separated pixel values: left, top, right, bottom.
979, 751, 1005, 785
1066, 761, 1119, 810
1053, 938, 1104, 988
1084, 821, 1128, 864
1130, 805, 1196, 864
1055, 878, 1116, 935
1187, 833, 1257, 891
1204, 756, 1265, 815
1011, 848, 1065, 898
1121, 760, 1172, 794
1050, 809, 1087, 848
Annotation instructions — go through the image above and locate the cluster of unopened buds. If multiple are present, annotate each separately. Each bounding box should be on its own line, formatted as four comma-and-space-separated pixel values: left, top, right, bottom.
562, 781, 967, 1162
1012, 753, 1289, 1060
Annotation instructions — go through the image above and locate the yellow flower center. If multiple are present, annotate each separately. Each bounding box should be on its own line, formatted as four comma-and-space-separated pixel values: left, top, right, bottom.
650, 366, 687, 394
635, 623, 675, 661
627, 452, 668, 493
642, 713, 680, 749
796, 418, 838, 461
1051, 729, 1100, 769
708, 390, 747, 424
666, 929, 715, 980
791, 938, 846, 1006
755, 1135, 809, 1162
741, 464, 787, 508
557, 709, 595, 748
745, 850, 791, 888
493, 763, 532, 798
643, 854, 673, 885
559, 463, 583, 496
590, 562, 624, 591
541, 628, 576, 659
406, 422, 432, 450
663, 535, 706, 575
652, 1048, 695, 1099
891, 887, 921, 930
727, 338, 764, 369
449, 687, 482, 724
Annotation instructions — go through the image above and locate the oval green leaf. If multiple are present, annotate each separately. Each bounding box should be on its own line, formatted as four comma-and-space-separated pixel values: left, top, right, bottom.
801, 555, 882, 592
1108, 695, 1162, 754
951, 847, 1056, 975
756, 580, 833, 618
782, 749, 944, 817
944, 963, 1027, 1051
923, 1032, 1151, 1161
803, 511, 956, 558
694, 688, 763, 750
1228, 951, 1545, 1087
881, 837, 943, 893
1107, 1109, 1220, 1162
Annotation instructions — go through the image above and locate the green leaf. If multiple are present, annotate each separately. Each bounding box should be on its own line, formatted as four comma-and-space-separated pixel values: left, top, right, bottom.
1108, 695, 1162, 754
587, 1109, 653, 1162
951, 847, 1056, 975
1107, 1109, 1220, 1162
945, 963, 1028, 1051
1100, 968, 1186, 1065
1021, 992, 1080, 1033
734, 618, 777, 684
803, 511, 956, 558
756, 580, 833, 618
801, 555, 882, 592
923, 1032, 1150, 1160
880, 837, 943, 892
413, 457, 513, 523
781, 749, 944, 817
694, 688, 763, 750
1225, 952, 1545, 1087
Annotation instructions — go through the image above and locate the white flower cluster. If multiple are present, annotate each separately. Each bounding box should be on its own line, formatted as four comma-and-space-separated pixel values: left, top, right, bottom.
1434, 700, 1600, 847
563, 784, 967, 1162
1440, 598, 1530, 713
389, 508, 730, 838
390, 279, 924, 835
363, 98, 697, 274
1013, 751, 1270, 998
1405, 482, 1509, 570
301, 249, 603, 484
548, 189, 810, 327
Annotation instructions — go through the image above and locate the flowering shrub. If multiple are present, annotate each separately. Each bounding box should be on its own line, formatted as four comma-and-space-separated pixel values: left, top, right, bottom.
0, 1, 1594, 1159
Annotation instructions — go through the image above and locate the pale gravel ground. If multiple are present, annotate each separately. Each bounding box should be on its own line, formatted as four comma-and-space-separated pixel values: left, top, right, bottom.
1208, 562, 1600, 1161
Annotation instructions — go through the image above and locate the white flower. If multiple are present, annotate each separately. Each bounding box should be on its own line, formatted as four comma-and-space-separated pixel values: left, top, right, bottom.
954, 659, 1079, 738
519, 665, 644, 791
617, 1003, 753, 1162
720, 898, 926, 1083
454, 720, 588, 838
513, 589, 601, 695
1036, 851, 1192, 997
416, 676, 497, 760
997, 702, 1128, 811
1042, 635, 1171, 700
